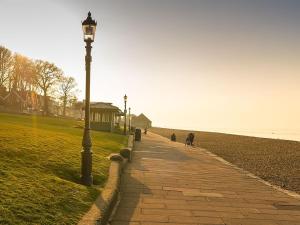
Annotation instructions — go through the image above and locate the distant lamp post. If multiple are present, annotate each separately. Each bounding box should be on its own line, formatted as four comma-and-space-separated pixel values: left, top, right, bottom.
81, 12, 97, 186
123, 94, 127, 135
128, 107, 131, 133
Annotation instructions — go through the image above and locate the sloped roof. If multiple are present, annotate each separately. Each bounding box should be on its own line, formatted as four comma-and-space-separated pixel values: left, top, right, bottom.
136, 113, 151, 122
90, 102, 122, 112
0, 90, 25, 102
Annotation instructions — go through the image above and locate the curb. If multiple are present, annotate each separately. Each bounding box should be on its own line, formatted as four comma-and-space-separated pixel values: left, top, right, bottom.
78, 134, 135, 225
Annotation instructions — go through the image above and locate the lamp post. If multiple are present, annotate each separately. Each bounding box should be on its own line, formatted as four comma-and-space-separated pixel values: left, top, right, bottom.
123, 94, 127, 135
81, 12, 97, 186
128, 107, 131, 133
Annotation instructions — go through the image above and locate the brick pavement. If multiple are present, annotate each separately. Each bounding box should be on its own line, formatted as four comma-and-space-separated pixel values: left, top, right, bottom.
111, 132, 300, 225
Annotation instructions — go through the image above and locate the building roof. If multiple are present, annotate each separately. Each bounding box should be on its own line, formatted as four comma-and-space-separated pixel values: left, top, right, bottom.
90, 102, 122, 112
135, 113, 151, 122
0, 90, 28, 103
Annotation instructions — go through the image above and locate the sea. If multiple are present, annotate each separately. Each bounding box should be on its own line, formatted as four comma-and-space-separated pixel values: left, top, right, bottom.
203, 129, 300, 142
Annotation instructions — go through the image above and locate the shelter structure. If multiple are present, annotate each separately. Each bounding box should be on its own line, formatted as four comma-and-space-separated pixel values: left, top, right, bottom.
90, 102, 123, 132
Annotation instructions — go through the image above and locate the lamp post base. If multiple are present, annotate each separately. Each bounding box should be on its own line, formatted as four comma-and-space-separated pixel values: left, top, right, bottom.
81, 150, 93, 186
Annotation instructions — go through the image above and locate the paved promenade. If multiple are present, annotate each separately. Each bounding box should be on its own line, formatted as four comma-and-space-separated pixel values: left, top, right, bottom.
111, 132, 300, 225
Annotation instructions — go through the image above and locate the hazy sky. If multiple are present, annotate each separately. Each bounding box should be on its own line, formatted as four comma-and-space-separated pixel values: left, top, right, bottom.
1, 0, 300, 132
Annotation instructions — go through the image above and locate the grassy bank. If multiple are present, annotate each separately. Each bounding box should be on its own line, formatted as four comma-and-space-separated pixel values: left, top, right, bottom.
0, 113, 127, 225
150, 127, 300, 194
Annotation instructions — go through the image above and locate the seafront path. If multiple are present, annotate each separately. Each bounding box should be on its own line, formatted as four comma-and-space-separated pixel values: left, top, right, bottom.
111, 132, 300, 225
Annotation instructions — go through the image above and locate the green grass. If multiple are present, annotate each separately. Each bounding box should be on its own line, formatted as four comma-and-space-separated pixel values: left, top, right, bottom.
0, 113, 127, 225
150, 127, 300, 194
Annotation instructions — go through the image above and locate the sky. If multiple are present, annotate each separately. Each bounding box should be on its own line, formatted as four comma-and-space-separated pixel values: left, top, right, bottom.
1, 0, 300, 134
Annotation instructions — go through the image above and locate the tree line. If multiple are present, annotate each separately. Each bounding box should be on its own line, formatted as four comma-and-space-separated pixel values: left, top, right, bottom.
0, 45, 78, 116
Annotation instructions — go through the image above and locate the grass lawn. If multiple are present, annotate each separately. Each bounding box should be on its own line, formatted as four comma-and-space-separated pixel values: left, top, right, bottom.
0, 113, 127, 225
150, 127, 300, 194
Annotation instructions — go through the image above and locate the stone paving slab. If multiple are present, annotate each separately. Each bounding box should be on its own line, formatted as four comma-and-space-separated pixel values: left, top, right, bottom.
111, 132, 300, 225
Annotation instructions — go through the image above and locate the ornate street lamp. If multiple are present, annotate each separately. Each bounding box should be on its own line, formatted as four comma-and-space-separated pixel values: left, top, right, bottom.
123, 94, 127, 135
128, 107, 131, 133
81, 12, 97, 186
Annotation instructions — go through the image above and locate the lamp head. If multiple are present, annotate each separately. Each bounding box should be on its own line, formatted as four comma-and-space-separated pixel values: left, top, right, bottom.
82, 12, 97, 42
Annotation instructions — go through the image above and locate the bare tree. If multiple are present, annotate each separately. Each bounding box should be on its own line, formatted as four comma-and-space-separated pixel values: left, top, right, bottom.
58, 76, 77, 116
11, 54, 36, 92
34, 60, 62, 115
0, 46, 13, 91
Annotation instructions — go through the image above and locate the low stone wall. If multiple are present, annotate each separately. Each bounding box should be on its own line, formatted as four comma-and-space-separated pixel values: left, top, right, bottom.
78, 134, 134, 225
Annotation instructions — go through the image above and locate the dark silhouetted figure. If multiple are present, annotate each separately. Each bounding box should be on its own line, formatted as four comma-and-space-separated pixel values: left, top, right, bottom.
144, 128, 147, 134
185, 133, 195, 146
171, 133, 176, 141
